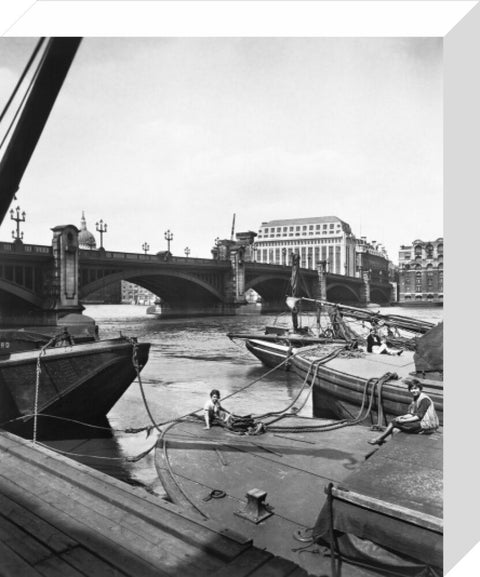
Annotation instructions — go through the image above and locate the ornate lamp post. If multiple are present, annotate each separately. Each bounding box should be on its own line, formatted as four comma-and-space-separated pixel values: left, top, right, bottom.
142, 242, 150, 254
96, 219, 107, 249
164, 229, 173, 253
10, 206, 26, 241
184, 247, 190, 259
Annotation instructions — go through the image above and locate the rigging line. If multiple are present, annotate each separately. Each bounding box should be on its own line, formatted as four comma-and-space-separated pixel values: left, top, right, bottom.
158, 421, 209, 520
0, 37, 49, 152
34, 440, 156, 462
156, 464, 323, 529
162, 424, 349, 484
132, 352, 297, 435
0, 37, 44, 124
0, 413, 115, 431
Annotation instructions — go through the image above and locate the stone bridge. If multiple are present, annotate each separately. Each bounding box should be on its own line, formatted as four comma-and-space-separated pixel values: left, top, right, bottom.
0, 227, 393, 326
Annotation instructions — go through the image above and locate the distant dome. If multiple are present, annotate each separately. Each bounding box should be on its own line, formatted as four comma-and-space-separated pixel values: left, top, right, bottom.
78, 211, 97, 249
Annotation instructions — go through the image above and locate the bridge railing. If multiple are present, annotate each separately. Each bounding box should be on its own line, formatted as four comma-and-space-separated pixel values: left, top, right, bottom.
0, 242, 51, 255
78, 249, 227, 266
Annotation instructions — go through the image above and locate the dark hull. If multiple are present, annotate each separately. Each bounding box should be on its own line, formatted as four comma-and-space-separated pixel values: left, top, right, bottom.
245, 338, 443, 425
0, 338, 150, 437
291, 347, 443, 426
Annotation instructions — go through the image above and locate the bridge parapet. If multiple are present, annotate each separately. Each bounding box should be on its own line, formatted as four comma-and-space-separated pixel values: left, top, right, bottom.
79, 249, 227, 267
0, 242, 51, 256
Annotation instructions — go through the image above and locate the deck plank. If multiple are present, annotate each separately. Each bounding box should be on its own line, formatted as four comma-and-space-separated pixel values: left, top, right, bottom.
247, 555, 307, 576
0, 540, 44, 577
1, 433, 251, 560
0, 455, 221, 577
0, 431, 310, 577
0, 492, 78, 553
211, 548, 274, 577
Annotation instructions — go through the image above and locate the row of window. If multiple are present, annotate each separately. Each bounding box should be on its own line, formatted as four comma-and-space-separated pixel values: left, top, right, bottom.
402, 263, 443, 270
261, 223, 340, 234
256, 245, 344, 274
258, 230, 343, 239
255, 238, 345, 248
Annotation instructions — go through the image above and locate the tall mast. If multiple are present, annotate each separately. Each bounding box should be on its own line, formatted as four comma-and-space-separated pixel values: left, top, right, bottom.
290, 253, 300, 331
230, 213, 236, 240
0, 38, 82, 223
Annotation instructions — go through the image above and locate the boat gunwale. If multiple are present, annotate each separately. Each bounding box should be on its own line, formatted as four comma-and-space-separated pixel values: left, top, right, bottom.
0, 338, 150, 365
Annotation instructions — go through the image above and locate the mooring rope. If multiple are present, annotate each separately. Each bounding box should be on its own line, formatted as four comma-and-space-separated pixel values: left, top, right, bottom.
32, 334, 58, 444
125, 348, 299, 437
267, 372, 397, 433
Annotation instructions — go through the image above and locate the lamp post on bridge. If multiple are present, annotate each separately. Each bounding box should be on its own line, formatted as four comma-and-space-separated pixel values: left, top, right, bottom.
184, 247, 190, 259
96, 219, 107, 249
164, 229, 173, 254
10, 206, 26, 242
142, 242, 150, 254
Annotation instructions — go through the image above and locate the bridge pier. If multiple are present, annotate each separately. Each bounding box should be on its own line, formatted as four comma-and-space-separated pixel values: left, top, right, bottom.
360, 270, 371, 304
0, 226, 96, 339
315, 260, 328, 300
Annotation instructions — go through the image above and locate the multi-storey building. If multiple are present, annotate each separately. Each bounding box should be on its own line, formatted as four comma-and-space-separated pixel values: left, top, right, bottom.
398, 238, 443, 304
355, 237, 391, 283
254, 216, 357, 276
121, 281, 157, 305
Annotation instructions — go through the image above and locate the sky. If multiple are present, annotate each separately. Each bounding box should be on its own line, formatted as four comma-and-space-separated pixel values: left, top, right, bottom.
0, 36, 443, 263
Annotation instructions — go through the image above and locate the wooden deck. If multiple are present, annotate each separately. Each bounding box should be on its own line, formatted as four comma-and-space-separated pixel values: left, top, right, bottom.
0, 430, 311, 577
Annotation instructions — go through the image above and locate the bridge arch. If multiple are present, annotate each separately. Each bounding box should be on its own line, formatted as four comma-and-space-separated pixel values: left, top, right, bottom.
0, 279, 44, 308
326, 282, 361, 303
80, 269, 226, 303
246, 273, 313, 299
370, 286, 392, 304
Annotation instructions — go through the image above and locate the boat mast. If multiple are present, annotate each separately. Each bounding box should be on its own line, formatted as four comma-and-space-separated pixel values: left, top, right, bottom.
290, 253, 300, 331
0, 37, 82, 224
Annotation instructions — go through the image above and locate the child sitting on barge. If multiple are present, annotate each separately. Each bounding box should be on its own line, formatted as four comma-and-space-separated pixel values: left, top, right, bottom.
204, 389, 232, 430
368, 379, 439, 445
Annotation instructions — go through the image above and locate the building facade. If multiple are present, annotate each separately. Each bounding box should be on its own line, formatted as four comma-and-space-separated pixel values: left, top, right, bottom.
398, 238, 443, 304
355, 236, 391, 284
121, 281, 157, 305
253, 216, 357, 276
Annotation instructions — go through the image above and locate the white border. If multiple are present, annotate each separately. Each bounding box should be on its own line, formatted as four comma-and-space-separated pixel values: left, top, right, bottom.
0, 1, 477, 37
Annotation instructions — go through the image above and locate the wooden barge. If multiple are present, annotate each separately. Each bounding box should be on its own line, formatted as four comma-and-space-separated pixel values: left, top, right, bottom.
0, 430, 311, 577
291, 345, 443, 426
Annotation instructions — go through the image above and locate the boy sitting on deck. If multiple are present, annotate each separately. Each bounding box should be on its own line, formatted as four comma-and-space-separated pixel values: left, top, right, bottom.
368, 379, 439, 445
204, 389, 232, 430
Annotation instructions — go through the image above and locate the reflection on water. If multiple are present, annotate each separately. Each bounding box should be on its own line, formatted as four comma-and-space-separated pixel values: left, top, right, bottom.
43, 304, 443, 489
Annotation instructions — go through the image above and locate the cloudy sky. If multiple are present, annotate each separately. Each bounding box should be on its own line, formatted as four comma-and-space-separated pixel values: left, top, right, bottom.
0, 36, 442, 262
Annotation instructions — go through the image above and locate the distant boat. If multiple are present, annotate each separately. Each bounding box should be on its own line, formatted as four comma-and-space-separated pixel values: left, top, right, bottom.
0, 330, 150, 437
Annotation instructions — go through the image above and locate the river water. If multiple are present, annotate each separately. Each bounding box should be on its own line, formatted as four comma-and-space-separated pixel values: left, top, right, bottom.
46, 304, 443, 491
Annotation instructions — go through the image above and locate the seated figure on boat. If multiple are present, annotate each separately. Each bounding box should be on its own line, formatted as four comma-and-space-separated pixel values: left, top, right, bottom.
366, 329, 381, 352
368, 379, 439, 445
204, 389, 232, 429
367, 329, 402, 356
